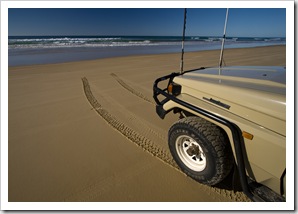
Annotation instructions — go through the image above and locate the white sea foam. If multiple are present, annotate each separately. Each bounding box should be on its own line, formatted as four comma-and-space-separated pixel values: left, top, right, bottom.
8, 36, 285, 50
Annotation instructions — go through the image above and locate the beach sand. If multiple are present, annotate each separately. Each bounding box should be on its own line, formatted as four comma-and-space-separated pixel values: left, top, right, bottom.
8, 45, 285, 203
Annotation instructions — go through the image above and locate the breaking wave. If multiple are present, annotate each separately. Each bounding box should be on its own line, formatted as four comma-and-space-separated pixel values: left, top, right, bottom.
8, 35, 286, 49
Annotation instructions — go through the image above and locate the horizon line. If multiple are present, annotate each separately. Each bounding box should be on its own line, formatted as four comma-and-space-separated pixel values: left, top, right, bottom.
8, 35, 286, 38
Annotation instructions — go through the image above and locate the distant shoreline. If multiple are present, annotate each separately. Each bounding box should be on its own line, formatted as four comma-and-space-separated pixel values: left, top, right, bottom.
8, 35, 286, 67
8, 44, 286, 67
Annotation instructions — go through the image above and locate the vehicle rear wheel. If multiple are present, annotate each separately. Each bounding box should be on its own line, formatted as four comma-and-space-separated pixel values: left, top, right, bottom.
168, 116, 234, 185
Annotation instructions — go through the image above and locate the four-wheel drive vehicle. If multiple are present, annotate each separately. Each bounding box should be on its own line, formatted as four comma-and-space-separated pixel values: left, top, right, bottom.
153, 66, 286, 202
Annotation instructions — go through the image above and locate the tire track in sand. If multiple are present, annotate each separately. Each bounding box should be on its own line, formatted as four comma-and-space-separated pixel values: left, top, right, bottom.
78, 77, 250, 202
99, 90, 167, 142
110, 73, 154, 104
81, 77, 176, 167
109, 73, 167, 141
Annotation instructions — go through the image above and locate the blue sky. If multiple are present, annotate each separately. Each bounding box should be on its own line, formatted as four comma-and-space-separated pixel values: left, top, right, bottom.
8, 8, 286, 37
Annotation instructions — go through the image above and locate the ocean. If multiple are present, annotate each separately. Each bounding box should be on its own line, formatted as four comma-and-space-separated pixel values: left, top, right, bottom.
8, 35, 286, 66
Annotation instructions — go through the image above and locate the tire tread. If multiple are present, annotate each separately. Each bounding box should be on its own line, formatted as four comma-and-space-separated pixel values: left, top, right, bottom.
169, 116, 234, 185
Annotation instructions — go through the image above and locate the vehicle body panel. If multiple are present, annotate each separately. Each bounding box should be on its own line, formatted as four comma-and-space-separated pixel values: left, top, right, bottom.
174, 66, 286, 136
153, 66, 286, 199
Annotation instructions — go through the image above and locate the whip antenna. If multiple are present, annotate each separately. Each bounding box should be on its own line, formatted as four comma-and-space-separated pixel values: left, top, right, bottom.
219, 8, 229, 68
180, 8, 187, 74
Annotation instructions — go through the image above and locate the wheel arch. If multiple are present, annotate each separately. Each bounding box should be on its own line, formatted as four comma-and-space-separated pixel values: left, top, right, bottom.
164, 101, 238, 162
162, 99, 264, 201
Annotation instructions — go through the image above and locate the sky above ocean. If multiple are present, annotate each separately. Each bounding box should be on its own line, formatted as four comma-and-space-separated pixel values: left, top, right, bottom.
7, 7, 287, 66
8, 8, 286, 37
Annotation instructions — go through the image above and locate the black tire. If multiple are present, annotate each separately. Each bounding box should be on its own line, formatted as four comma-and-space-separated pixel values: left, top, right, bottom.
168, 116, 234, 186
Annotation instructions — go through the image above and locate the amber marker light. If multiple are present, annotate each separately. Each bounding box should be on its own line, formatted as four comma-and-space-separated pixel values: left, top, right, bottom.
167, 83, 173, 93
242, 131, 254, 140
168, 82, 181, 96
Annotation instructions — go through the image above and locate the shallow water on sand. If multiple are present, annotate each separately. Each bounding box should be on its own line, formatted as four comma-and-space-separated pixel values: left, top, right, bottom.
8, 40, 285, 66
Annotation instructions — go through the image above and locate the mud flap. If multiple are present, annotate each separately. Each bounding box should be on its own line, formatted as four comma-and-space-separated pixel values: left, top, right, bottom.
232, 166, 243, 192
156, 105, 167, 119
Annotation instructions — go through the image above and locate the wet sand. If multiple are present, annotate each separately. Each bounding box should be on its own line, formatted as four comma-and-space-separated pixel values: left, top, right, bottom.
8, 46, 285, 203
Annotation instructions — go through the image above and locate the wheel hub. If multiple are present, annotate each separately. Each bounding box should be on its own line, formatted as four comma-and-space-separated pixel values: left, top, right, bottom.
186, 144, 201, 157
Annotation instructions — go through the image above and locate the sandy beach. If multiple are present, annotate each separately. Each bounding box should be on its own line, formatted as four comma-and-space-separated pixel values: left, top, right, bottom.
8, 45, 286, 203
